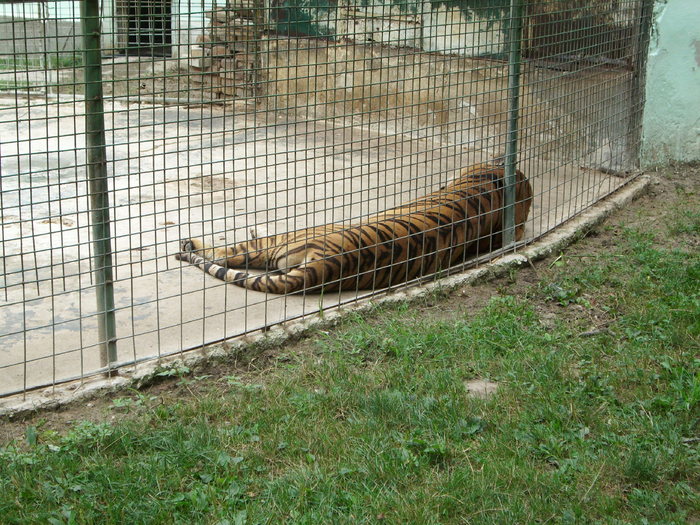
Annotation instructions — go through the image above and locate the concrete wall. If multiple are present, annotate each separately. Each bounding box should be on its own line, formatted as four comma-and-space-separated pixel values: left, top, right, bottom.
0, 17, 79, 56
263, 38, 637, 171
641, 0, 700, 166
0, 0, 640, 62
0, 3, 78, 56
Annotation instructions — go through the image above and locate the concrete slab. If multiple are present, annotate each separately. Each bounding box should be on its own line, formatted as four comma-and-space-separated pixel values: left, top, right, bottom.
0, 95, 632, 397
0, 174, 652, 416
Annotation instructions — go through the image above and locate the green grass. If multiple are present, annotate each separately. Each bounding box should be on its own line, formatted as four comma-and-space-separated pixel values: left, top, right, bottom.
666, 185, 700, 235
0, 81, 31, 91
1, 198, 699, 523
0, 53, 82, 71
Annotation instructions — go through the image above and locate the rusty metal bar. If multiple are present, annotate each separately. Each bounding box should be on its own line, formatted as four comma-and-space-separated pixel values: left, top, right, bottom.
81, 0, 117, 371
503, 0, 524, 247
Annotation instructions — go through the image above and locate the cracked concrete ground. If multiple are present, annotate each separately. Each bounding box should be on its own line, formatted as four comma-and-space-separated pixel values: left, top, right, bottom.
0, 94, 634, 398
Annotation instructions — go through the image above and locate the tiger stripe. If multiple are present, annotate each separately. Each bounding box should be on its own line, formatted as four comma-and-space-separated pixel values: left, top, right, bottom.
175, 163, 533, 294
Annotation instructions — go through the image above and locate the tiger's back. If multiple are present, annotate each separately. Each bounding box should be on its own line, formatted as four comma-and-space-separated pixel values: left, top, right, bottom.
176, 164, 533, 293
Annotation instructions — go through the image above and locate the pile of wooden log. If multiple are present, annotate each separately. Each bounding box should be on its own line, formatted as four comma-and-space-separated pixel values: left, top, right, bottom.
189, 1, 260, 99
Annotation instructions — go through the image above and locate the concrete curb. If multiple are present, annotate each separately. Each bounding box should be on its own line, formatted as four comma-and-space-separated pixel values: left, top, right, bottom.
0, 174, 653, 418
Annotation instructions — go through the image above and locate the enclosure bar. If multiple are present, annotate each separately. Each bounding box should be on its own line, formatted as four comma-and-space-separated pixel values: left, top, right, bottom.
503, 0, 524, 247
252, 0, 265, 102
81, 0, 118, 370
627, 0, 654, 166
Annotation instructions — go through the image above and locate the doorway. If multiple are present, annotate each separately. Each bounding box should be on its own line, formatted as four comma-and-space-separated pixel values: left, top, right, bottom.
123, 0, 172, 56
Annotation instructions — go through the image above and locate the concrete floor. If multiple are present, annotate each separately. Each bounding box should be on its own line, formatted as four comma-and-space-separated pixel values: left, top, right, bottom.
0, 96, 630, 396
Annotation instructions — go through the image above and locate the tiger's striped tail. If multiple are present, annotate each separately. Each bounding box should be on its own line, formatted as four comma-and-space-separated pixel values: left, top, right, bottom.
175, 251, 249, 286
175, 250, 323, 293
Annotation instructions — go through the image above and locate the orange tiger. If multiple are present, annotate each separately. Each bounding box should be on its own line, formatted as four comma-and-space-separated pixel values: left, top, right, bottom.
175, 163, 533, 293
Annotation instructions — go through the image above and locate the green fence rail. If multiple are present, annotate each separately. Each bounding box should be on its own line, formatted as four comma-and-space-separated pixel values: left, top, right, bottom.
81, 0, 117, 371
0, 0, 653, 399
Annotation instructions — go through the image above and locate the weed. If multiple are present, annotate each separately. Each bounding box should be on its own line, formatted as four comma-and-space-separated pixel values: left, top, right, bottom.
0, 54, 83, 71
154, 363, 191, 378
0, 179, 698, 523
667, 206, 700, 235
0, 80, 32, 90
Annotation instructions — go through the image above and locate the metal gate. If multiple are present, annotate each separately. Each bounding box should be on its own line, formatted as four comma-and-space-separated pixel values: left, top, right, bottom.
0, 0, 652, 398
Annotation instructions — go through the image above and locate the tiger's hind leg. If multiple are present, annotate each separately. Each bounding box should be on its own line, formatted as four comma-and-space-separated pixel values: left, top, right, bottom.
175, 238, 231, 265
176, 243, 296, 292
176, 229, 271, 271
176, 249, 251, 285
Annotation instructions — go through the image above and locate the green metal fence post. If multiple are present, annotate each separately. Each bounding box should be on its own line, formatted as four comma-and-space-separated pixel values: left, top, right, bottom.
503, 0, 523, 247
628, 0, 654, 167
252, 0, 266, 102
81, 0, 118, 372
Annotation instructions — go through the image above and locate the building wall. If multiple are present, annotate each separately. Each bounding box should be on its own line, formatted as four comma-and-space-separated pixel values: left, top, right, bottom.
101, 0, 225, 56
263, 38, 636, 170
0, 2, 78, 20
641, 0, 700, 166
0, 3, 78, 56
266, 0, 509, 56
0, 1, 640, 62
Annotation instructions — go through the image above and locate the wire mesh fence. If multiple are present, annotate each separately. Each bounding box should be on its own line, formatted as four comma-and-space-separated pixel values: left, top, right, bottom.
0, 0, 652, 398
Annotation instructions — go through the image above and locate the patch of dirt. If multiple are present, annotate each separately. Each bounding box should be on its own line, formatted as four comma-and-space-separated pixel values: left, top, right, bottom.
1, 164, 698, 445
464, 379, 499, 399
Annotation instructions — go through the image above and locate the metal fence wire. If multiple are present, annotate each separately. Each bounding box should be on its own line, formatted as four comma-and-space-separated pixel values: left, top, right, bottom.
0, 0, 652, 398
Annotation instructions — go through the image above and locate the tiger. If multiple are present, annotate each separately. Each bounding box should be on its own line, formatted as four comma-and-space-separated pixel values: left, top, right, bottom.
175, 163, 533, 294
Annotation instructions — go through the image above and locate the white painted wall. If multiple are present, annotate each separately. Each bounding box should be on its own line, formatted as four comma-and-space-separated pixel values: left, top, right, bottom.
0, 2, 78, 20
641, 0, 700, 166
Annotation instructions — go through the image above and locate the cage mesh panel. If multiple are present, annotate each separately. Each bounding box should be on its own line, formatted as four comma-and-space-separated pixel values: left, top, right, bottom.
0, 0, 650, 397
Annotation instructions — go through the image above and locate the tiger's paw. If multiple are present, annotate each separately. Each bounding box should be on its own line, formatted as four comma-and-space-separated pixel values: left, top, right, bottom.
175, 239, 196, 262
174, 251, 190, 262
179, 238, 207, 252
175, 239, 204, 263
176, 238, 214, 260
